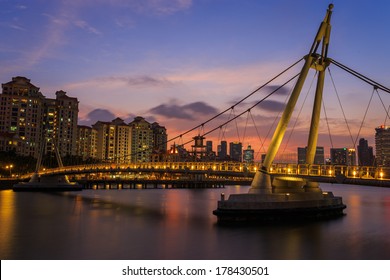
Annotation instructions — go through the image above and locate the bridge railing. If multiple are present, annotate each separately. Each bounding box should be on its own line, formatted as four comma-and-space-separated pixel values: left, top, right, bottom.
268, 163, 390, 180
37, 162, 390, 181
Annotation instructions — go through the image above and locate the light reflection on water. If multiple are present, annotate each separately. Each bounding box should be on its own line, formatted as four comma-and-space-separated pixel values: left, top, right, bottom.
1, 183, 390, 260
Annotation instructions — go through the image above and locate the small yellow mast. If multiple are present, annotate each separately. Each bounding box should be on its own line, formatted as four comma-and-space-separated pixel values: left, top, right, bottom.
250, 4, 334, 193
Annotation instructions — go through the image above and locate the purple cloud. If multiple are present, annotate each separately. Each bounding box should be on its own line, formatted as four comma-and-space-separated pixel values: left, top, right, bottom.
149, 101, 218, 120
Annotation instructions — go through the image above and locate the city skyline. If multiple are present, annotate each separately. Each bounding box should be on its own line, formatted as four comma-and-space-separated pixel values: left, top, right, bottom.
1, 0, 390, 157
0, 74, 383, 165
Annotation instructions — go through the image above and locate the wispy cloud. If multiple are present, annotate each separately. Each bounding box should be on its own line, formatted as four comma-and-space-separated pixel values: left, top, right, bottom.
141, 0, 192, 15
73, 20, 101, 35
65, 0, 192, 16
255, 100, 286, 113
100, 75, 174, 87
8, 23, 26, 31
15, 4, 27, 10
115, 17, 136, 29
69, 75, 175, 90
107, 0, 193, 16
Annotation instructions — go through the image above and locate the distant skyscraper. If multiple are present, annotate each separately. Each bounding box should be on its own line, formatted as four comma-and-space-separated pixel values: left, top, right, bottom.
297, 146, 324, 164
330, 148, 348, 165
218, 140, 227, 160
229, 142, 242, 162
347, 148, 356, 166
243, 144, 254, 164
297, 147, 306, 164
357, 138, 374, 166
357, 138, 373, 166
375, 125, 390, 167
205, 140, 216, 160
206, 140, 213, 154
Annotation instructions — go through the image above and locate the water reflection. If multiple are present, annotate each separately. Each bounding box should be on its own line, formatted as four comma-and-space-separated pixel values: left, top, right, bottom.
1, 184, 390, 259
0, 190, 15, 258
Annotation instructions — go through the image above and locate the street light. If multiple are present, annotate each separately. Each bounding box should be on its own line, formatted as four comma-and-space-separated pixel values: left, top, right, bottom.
5, 164, 13, 177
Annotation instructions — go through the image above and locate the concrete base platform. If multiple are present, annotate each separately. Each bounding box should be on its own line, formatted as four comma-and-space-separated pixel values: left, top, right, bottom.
213, 193, 346, 224
213, 202, 346, 224
213, 176, 346, 224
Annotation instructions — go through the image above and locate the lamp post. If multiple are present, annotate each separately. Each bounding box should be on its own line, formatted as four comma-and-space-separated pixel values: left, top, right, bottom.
6, 164, 13, 177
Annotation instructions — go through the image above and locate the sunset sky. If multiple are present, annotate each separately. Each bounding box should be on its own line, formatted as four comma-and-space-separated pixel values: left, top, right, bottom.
1, 0, 390, 160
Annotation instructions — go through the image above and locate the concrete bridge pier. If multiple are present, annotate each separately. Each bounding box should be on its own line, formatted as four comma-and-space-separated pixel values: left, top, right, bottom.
249, 170, 272, 194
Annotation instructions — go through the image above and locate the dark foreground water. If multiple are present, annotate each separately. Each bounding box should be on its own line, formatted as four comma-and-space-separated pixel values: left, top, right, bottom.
1, 183, 390, 260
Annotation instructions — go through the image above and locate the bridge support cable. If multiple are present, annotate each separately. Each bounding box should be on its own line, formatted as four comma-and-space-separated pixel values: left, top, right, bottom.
241, 110, 251, 147
232, 107, 242, 143
164, 58, 304, 144
112, 59, 304, 164
329, 58, 390, 94
354, 88, 375, 146
374, 89, 390, 124
322, 95, 334, 149
174, 72, 300, 156
328, 66, 380, 163
327, 67, 355, 147
221, 108, 234, 141
385, 105, 390, 127
200, 73, 300, 139
248, 110, 267, 159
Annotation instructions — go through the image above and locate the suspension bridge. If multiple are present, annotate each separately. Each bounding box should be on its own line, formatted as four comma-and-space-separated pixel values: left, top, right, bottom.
12, 4, 390, 195
10, 161, 390, 189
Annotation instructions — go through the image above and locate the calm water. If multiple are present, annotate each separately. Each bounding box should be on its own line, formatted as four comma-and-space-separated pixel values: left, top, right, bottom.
1, 183, 390, 260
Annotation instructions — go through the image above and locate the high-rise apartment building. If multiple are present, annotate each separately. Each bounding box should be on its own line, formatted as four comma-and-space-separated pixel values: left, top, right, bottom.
151, 122, 167, 153
0, 77, 79, 159
1, 77, 45, 158
129, 116, 154, 163
375, 125, 390, 167
93, 118, 131, 163
54, 90, 79, 157
76, 125, 97, 161
92, 121, 114, 161
91, 117, 167, 163
113, 118, 131, 163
